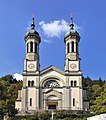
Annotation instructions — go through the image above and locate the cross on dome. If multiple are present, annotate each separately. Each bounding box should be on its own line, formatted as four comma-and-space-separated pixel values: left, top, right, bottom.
70, 15, 74, 30
31, 13, 35, 29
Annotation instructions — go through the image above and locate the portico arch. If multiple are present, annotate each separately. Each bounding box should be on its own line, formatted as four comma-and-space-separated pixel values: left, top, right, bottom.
43, 89, 62, 110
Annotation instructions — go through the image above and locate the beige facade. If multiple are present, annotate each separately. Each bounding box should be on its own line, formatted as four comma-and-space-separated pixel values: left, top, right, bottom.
15, 17, 89, 113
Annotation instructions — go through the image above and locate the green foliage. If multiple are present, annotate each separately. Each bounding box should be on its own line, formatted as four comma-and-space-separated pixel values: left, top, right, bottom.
91, 84, 102, 98
83, 76, 106, 115
0, 74, 18, 83
6, 111, 91, 120
54, 111, 66, 119
38, 111, 51, 120
90, 83, 106, 114
83, 77, 106, 114
53, 111, 90, 120
83, 77, 105, 100
0, 74, 22, 118
63, 117, 87, 120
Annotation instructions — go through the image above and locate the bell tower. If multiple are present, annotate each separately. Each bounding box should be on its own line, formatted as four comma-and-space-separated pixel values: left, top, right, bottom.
23, 17, 41, 75
21, 17, 41, 112
64, 17, 83, 110
64, 17, 81, 73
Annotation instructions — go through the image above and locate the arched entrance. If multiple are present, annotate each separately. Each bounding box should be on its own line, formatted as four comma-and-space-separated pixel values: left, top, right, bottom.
47, 95, 58, 110
43, 89, 62, 110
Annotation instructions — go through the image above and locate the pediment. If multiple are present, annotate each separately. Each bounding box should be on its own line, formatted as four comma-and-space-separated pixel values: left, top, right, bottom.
43, 89, 62, 99
40, 65, 64, 76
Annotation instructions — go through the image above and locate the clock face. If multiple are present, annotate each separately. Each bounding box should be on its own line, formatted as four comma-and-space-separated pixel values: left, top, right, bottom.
70, 63, 77, 69
28, 64, 35, 69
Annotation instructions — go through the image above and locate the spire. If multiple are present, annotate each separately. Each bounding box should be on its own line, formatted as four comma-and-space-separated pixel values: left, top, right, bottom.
70, 16, 74, 30
31, 15, 35, 29
24, 14, 41, 40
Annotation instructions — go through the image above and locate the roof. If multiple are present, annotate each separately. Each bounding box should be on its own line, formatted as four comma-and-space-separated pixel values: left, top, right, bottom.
64, 30, 80, 42
64, 17, 80, 42
24, 28, 40, 40
24, 17, 41, 42
40, 65, 65, 76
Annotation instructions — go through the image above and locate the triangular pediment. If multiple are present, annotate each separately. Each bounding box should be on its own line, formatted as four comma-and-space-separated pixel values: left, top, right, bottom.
43, 89, 62, 99
44, 89, 62, 94
40, 65, 65, 75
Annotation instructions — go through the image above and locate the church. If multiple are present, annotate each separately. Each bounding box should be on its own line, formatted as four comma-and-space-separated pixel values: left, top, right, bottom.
15, 16, 89, 113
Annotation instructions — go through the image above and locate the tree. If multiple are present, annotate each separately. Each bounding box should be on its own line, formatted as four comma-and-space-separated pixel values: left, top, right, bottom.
90, 83, 106, 114
91, 84, 103, 99
0, 74, 20, 118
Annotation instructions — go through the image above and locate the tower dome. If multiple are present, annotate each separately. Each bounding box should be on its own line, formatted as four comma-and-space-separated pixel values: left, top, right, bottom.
24, 17, 41, 43
64, 16, 80, 42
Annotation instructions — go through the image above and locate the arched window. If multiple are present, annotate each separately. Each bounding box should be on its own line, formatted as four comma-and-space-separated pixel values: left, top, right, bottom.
30, 42, 33, 52
35, 43, 37, 53
72, 41, 74, 52
28, 81, 30, 86
44, 80, 60, 88
32, 81, 34, 86
71, 81, 73, 86
30, 98, 32, 106
27, 43, 29, 53
67, 43, 70, 53
73, 98, 75, 106
74, 81, 77, 86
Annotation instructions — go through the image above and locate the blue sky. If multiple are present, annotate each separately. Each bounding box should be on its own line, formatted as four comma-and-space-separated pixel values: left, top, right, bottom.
0, 0, 106, 80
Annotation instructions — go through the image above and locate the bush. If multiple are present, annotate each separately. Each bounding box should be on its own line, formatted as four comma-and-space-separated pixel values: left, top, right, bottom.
63, 118, 71, 120
54, 111, 65, 119
38, 111, 51, 120
13, 115, 38, 120
11, 111, 89, 120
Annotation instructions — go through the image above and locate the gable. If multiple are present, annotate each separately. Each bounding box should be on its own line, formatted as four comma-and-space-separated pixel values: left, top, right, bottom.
43, 89, 62, 99
40, 65, 65, 76
40, 66, 65, 87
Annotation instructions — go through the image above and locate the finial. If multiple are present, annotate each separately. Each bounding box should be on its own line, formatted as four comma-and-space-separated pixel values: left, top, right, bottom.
70, 14, 74, 30
32, 13, 35, 18
31, 13, 35, 29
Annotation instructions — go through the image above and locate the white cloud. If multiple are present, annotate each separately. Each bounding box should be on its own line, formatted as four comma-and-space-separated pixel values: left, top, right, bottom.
13, 73, 23, 81
39, 19, 81, 40
26, 21, 31, 31
74, 24, 81, 32
39, 19, 70, 38
43, 39, 51, 43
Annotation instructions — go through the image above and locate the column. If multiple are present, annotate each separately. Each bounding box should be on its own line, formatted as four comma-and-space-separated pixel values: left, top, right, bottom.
33, 42, 35, 53
29, 42, 31, 52
74, 42, 76, 53
70, 42, 72, 52
66, 45, 67, 54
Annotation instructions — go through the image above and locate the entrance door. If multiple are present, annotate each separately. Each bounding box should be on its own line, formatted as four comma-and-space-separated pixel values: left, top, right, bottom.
48, 105, 56, 110
47, 101, 57, 110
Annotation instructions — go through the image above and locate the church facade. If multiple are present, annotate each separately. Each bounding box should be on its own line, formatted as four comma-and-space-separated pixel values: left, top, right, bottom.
15, 17, 89, 113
